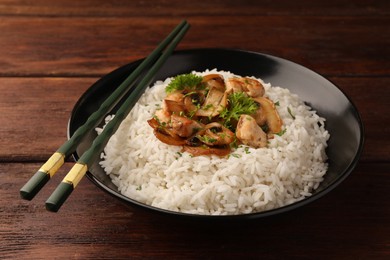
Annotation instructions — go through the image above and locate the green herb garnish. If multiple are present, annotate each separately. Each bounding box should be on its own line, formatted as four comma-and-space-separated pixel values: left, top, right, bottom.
165, 74, 203, 93
183, 91, 197, 97
287, 107, 296, 120
198, 135, 217, 144
229, 137, 239, 149
275, 128, 286, 136
202, 104, 214, 111
230, 153, 241, 158
220, 92, 259, 129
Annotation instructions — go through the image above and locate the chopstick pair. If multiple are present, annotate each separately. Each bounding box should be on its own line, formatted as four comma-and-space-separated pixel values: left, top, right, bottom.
20, 20, 190, 212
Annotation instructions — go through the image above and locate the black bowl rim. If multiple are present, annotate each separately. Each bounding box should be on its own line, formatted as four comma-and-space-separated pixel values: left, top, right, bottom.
68, 48, 365, 220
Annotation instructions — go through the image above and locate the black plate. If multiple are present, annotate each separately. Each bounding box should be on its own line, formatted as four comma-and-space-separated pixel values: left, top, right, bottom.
68, 48, 364, 219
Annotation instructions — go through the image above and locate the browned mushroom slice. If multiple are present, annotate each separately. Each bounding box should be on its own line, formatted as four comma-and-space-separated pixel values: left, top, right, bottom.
197, 122, 235, 146
153, 129, 187, 146
147, 117, 181, 140
236, 114, 267, 148
202, 74, 225, 91
164, 99, 185, 113
225, 77, 265, 98
182, 91, 206, 115
196, 86, 227, 117
182, 145, 231, 157
252, 97, 282, 134
147, 117, 160, 129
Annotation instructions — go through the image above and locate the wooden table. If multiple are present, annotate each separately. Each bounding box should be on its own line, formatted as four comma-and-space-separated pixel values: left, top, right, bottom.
1, 1, 389, 259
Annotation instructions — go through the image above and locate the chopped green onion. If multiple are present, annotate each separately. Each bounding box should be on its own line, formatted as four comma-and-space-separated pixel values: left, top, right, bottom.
287, 107, 296, 119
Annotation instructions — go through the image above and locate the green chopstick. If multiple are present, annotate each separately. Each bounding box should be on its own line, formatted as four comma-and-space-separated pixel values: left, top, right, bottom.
45, 22, 190, 212
20, 20, 189, 201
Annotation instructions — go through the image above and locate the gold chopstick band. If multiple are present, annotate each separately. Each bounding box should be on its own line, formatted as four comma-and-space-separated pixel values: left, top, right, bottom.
39, 152, 65, 178
63, 163, 88, 188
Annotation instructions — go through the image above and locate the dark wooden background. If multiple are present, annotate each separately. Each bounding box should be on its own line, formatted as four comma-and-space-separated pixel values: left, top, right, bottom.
1, 0, 389, 259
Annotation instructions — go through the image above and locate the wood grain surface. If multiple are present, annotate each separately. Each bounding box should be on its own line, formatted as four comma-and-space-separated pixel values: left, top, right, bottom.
0, 1, 389, 259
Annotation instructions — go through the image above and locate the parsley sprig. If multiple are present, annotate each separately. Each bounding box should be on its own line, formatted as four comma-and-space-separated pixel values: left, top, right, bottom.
219, 92, 259, 129
165, 73, 203, 93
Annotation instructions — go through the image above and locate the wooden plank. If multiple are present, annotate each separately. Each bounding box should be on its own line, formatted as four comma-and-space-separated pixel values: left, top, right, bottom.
2, 162, 388, 259
0, 16, 388, 77
0, 0, 388, 17
0, 77, 95, 161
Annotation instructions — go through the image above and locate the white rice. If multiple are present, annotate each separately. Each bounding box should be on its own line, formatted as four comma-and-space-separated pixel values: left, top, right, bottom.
98, 69, 330, 215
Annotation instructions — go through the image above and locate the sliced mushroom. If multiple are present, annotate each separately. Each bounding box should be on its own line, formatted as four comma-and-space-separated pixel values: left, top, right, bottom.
182, 145, 231, 157
202, 74, 225, 91
197, 122, 235, 146
153, 129, 187, 146
164, 99, 185, 113
147, 117, 181, 139
182, 91, 205, 115
147, 117, 160, 129
225, 77, 265, 98
252, 97, 282, 134
196, 86, 227, 117
236, 114, 267, 148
